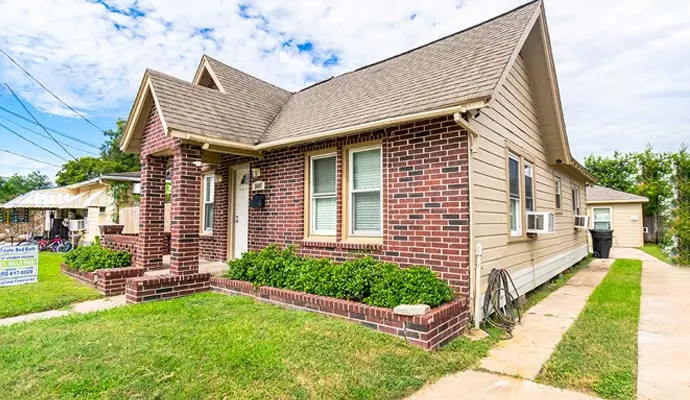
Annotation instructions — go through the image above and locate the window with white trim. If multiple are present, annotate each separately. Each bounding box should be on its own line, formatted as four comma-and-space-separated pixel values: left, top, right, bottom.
309, 153, 337, 236
508, 153, 521, 236
524, 161, 534, 212
555, 177, 562, 209
349, 146, 382, 236
572, 186, 581, 215
202, 174, 215, 232
592, 207, 612, 230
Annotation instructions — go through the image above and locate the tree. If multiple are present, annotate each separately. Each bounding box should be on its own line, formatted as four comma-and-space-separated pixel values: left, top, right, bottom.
584, 152, 637, 192
0, 171, 52, 203
670, 146, 690, 265
634, 146, 673, 217
56, 118, 140, 186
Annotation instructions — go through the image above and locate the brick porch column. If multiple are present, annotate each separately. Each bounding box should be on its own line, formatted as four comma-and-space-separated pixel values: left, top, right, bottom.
135, 155, 167, 270
169, 144, 202, 275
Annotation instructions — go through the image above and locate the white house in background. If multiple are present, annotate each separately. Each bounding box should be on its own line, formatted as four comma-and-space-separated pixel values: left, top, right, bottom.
2, 172, 141, 244
586, 185, 649, 248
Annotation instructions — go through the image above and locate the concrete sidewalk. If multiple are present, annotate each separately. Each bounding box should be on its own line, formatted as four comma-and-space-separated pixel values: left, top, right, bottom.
610, 248, 690, 400
407, 370, 597, 400
0, 295, 126, 327
479, 258, 612, 379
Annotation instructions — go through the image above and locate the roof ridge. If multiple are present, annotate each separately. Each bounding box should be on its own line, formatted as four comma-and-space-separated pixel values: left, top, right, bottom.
203, 55, 294, 95
298, 0, 541, 89
147, 68, 234, 97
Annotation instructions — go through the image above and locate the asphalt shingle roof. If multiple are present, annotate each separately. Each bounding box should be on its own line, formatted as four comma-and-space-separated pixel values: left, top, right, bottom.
145, 1, 541, 146
586, 185, 649, 203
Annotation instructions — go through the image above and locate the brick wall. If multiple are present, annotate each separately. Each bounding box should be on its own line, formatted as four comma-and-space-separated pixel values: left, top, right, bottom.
125, 273, 211, 303
61, 263, 145, 296
214, 115, 470, 294
210, 276, 467, 350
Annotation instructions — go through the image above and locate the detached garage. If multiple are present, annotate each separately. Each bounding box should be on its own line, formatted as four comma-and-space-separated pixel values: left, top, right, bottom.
586, 185, 649, 248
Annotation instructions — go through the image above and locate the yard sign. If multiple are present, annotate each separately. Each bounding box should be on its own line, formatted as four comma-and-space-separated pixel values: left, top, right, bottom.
0, 245, 38, 287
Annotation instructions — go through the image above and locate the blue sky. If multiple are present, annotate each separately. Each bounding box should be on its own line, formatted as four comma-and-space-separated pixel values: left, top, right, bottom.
0, 0, 688, 180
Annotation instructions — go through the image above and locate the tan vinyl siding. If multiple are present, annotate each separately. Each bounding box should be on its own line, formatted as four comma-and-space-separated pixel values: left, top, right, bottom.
471, 55, 588, 300
588, 202, 644, 248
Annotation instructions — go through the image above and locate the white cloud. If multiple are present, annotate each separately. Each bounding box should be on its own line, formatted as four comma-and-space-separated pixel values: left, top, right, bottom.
0, 0, 688, 164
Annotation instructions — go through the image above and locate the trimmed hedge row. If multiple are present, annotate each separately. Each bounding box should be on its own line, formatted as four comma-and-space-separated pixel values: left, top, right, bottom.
225, 245, 454, 308
64, 243, 132, 272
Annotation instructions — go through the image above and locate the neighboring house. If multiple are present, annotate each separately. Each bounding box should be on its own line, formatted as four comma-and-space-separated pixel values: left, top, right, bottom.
586, 185, 649, 248
117, 1, 595, 323
1, 172, 141, 244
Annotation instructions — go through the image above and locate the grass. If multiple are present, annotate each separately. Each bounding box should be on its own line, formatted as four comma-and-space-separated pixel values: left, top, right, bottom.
639, 244, 676, 265
536, 259, 642, 399
522, 255, 594, 311
0, 253, 102, 319
0, 293, 499, 399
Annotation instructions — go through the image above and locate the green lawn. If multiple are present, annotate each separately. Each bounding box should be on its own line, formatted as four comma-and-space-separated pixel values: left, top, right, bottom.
0, 252, 102, 319
640, 244, 676, 265
0, 293, 497, 399
523, 255, 593, 311
536, 259, 642, 399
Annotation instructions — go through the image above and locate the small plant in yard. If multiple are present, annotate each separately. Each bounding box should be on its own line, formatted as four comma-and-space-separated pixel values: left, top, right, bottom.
64, 244, 132, 272
226, 244, 454, 308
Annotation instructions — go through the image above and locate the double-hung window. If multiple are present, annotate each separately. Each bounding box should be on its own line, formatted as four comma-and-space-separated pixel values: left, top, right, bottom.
572, 186, 581, 215
555, 177, 562, 209
310, 154, 337, 236
508, 153, 522, 236
202, 174, 215, 232
592, 207, 612, 230
524, 161, 534, 212
349, 146, 382, 236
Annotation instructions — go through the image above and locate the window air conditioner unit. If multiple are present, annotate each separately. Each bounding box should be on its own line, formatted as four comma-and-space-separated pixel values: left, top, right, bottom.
573, 215, 589, 229
69, 219, 87, 231
526, 211, 555, 234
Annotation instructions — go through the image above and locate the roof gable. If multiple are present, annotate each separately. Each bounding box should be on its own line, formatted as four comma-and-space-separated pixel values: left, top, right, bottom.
587, 185, 649, 203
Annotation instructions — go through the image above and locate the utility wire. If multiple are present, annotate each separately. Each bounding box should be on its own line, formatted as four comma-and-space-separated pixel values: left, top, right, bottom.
5, 83, 77, 160
0, 121, 68, 162
0, 105, 100, 149
0, 147, 61, 168
0, 114, 98, 156
0, 48, 105, 133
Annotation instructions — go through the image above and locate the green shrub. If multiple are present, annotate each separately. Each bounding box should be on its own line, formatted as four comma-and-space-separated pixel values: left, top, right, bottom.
226, 245, 454, 308
64, 244, 132, 272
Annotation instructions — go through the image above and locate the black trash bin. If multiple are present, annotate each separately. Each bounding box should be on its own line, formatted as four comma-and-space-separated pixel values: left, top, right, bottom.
589, 229, 614, 258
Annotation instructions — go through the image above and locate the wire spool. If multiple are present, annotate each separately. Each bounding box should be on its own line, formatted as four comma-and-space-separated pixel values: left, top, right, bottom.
482, 268, 522, 338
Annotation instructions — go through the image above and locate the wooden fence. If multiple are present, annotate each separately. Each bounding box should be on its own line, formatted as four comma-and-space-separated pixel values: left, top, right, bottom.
119, 204, 171, 234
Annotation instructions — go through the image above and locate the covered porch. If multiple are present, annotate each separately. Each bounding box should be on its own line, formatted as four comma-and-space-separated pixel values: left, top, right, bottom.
144, 255, 228, 277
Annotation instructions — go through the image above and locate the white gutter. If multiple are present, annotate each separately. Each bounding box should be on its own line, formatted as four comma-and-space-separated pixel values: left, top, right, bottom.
474, 243, 483, 329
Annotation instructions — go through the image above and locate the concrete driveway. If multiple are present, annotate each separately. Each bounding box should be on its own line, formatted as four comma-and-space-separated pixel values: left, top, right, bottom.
610, 248, 690, 400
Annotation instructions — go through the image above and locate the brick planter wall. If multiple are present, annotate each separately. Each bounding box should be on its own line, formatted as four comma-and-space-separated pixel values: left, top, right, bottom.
100, 225, 170, 265
60, 263, 145, 296
125, 273, 211, 303
210, 276, 467, 350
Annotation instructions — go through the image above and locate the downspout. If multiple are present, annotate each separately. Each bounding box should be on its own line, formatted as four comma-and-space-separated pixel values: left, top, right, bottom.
453, 111, 482, 327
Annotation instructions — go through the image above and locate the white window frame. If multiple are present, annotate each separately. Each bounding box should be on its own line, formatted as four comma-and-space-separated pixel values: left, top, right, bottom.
202, 174, 215, 233
572, 185, 581, 215
348, 145, 383, 237
508, 153, 522, 237
309, 153, 337, 236
524, 161, 534, 212
555, 177, 562, 209
592, 206, 613, 230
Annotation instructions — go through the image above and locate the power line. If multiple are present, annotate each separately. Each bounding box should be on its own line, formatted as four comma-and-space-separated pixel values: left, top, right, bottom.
0, 48, 105, 133
0, 114, 98, 156
5, 83, 77, 160
0, 105, 100, 149
0, 147, 61, 168
0, 121, 68, 162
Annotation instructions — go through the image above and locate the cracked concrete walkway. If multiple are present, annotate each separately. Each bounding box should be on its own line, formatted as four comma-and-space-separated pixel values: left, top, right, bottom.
479, 258, 612, 379
0, 295, 126, 327
611, 248, 690, 400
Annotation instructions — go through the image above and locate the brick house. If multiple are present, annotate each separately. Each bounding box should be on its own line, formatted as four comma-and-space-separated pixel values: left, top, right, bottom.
116, 1, 594, 328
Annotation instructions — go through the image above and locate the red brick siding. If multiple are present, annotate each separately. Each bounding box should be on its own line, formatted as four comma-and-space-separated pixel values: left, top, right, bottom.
136, 155, 168, 270
169, 144, 202, 275
139, 104, 176, 157
125, 273, 211, 303
210, 276, 467, 350
215, 115, 470, 294
61, 263, 145, 296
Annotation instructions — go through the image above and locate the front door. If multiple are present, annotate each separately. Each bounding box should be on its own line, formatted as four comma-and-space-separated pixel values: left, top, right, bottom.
232, 168, 250, 259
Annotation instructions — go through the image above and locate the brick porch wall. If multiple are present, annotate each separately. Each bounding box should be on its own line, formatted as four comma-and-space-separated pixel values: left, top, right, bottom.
211, 115, 470, 295
61, 263, 145, 296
